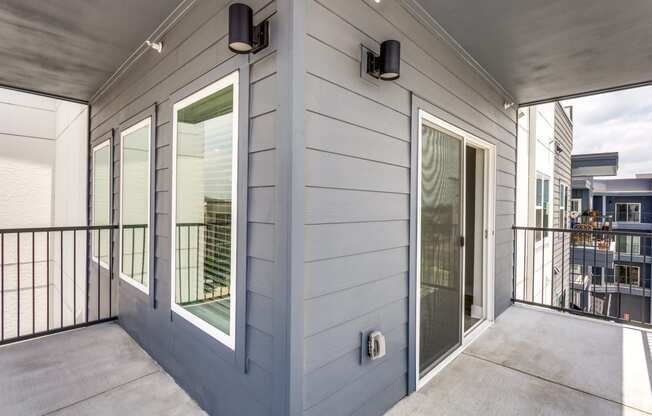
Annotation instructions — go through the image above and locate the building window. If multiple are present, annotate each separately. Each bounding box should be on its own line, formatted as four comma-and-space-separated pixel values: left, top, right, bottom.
615, 203, 641, 223
92, 140, 111, 267
119, 117, 151, 293
559, 183, 568, 229
570, 198, 582, 214
616, 235, 641, 255
535, 175, 550, 241
616, 265, 640, 286
171, 71, 238, 348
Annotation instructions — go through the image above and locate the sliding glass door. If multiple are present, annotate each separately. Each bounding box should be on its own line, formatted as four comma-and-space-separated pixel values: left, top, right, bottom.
418, 117, 464, 376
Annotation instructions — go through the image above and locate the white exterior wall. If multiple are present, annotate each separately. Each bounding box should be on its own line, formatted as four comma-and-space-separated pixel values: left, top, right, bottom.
516, 103, 556, 304
0, 88, 87, 337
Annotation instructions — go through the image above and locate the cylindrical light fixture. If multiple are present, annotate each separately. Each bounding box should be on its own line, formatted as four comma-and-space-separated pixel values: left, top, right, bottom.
379, 40, 400, 80
229, 3, 253, 53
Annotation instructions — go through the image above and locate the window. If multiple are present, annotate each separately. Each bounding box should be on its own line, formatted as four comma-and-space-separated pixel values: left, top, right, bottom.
570, 198, 582, 214
616, 265, 640, 286
171, 71, 238, 348
535, 175, 550, 241
615, 203, 641, 223
616, 235, 641, 255
559, 183, 568, 229
92, 140, 111, 267
119, 117, 151, 293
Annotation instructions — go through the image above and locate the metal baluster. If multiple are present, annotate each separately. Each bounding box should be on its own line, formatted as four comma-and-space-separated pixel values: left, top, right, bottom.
98, 228, 101, 320
644, 236, 648, 324
551, 231, 555, 307
603, 230, 608, 318
109, 227, 113, 317
542, 228, 545, 305
131, 228, 135, 283
86, 228, 90, 323
187, 225, 190, 303
73, 231, 76, 325
17, 232, 20, 337
60, 231, 63, 328
141, 227, 146, 285
176, 226, 181, 303
1, 233, 4, 341
32, 232, 35, 334
582, 232, 587, 313
512, 228, 517, 302
617, 232, 621, 319
592, 230, 597, 317
562, 231, 566, 310
196, 225, 200, 301
46, 231, 49, 331
531, 230, 535, 303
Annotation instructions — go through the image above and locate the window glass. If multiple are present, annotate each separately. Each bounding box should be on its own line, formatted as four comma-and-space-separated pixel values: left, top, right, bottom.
93, 142, 111, 266
172, 72, 238, 346
120, 119, 150, 290
629, 204, 641, 222
616, 265, 640, 286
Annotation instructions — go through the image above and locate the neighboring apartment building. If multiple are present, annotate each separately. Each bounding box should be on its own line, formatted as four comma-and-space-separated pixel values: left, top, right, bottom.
515, 102, 572, 307
571, 154, 652, 322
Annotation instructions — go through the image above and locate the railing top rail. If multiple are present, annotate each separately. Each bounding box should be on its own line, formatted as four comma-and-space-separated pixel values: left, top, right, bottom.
512, 225, 652, 238
0, 224, 118, 234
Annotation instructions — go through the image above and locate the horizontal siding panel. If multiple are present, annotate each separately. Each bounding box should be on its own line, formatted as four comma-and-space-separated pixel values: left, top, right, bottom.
305, 111, 410, 167
303, 347, 407, 416
305, 149, 409, 194
306, 74, 410, 141
248, 186, 275, 224
305, 246, 408, 300
250, 111, 276, 153
304, 324, 406, 408
251, 74, 278, 117
305, 220, 408, 262
248, 290, 273, 335
247, 325, 274, 372
248, 257, 274, 299
250, 150, 276, 187
248, 222, 275, 262
304, 272, 407, 337
305, 187, 408, 225
305, 35, 410, 116
304, 298, 407, 374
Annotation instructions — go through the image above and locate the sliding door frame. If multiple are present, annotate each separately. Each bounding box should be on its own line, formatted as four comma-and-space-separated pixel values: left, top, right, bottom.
409, 97, 497, 392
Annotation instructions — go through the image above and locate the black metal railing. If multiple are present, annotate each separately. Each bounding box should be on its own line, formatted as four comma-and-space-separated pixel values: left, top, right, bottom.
0, 224, 118, 345
175, 223, 231, 307
513, 225, 652, 326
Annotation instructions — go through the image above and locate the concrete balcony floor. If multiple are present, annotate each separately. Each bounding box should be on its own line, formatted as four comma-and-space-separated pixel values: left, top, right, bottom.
0, 322, 206, 416
388, 305, 652, 416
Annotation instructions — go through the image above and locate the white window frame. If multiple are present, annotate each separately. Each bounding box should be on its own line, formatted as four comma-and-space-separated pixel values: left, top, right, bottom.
535, 173, 550, 242
170, 70, 239, 349
118, 117, 152, 295
570, 198, 582, 214
615, 203, 641, 223
616, 264, 640, 286
559, 183, 568, 229
91, 139, 111, 269
615, 235, 641, 255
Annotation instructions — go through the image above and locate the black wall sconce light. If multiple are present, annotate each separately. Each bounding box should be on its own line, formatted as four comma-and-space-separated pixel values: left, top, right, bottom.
366, 40, 401, 81
228, 3, 270, 54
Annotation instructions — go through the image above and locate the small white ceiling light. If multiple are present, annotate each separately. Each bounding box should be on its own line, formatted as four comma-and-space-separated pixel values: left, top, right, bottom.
145, 40, 163, 53
504, 101, 514, 110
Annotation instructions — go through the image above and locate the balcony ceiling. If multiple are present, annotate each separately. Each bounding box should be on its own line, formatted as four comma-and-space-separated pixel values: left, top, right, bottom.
0, 0, 181, 102
414, 0, 652, 104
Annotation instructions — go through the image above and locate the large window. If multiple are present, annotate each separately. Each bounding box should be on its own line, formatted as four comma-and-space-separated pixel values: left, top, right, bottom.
119, 118, 151, 293
535, 175, 550, 241
92, 140, 111, 267
616, 265, 640, 286
171, 71, 238, 348
615, 203, 641, 223
616, 235, 641, 255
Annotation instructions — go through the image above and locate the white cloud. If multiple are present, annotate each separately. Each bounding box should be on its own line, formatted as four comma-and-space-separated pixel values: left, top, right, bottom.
562, 85, 652, 178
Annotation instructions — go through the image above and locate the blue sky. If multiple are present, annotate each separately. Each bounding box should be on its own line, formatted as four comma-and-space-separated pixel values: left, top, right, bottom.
562, 85, 652, 178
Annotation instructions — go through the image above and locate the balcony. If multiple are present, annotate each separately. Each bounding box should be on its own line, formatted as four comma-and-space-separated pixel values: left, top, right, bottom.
388, 305, 652, 415
0, 322, 206, 415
